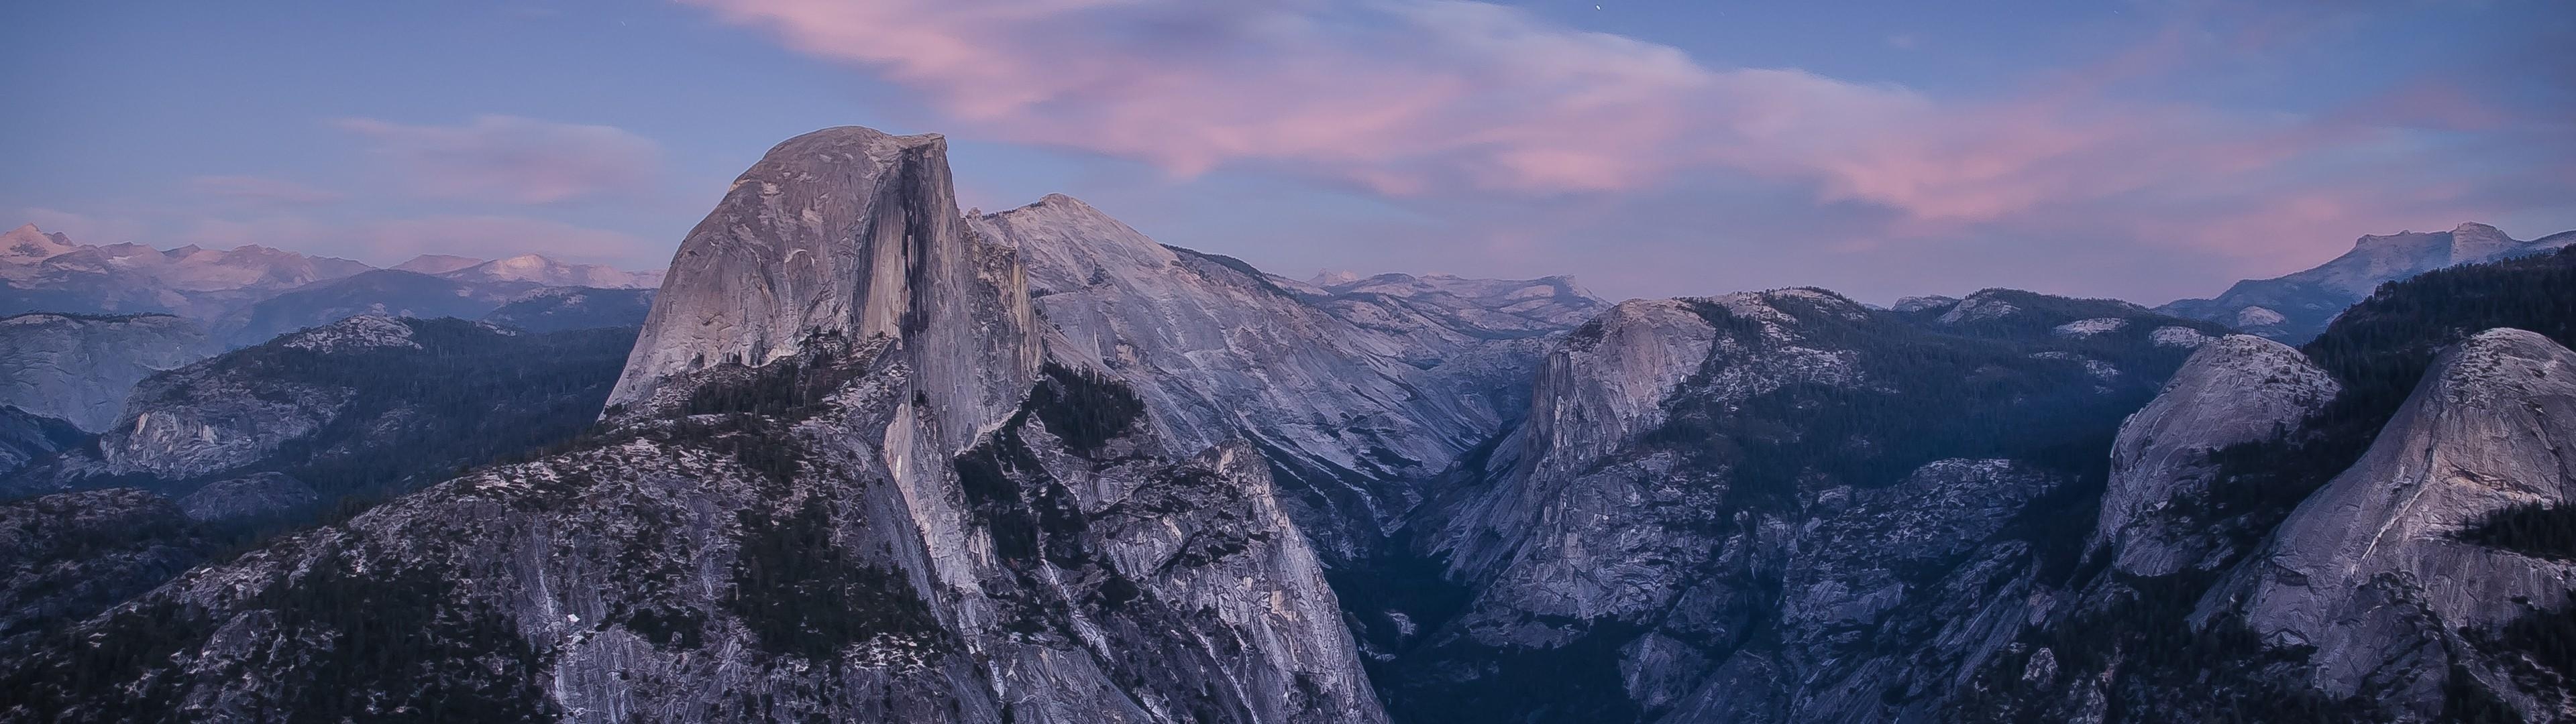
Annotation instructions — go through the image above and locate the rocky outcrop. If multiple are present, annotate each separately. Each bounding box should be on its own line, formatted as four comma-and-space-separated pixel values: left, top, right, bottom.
2091, 335, 2340, 577
5, 125, 1385, 723
2204, 328, 2576, 722
611, 128, 1038, 441
971, 194, 1599, 561
2161, 223, 2575, 342
93, 317, 409, 479
0, 312, 214, 432
1425, 298, 1723, 595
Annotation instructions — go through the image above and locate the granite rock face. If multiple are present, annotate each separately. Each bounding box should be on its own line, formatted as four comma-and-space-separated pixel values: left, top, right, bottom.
95, 316, 417, 479
611, 127, 1038, 433
3, 125, 1385, 724
971, 194, 1600, 561
2090, 335, 2340, 577
2206, 328, 2576, 722
0, 312, 215, 432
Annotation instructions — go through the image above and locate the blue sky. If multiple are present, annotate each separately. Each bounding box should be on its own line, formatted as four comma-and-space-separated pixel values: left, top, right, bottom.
4, 0, 2570, 304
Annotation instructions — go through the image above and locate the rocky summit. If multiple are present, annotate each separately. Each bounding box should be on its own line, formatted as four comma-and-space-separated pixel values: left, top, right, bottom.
3, 124, 2573, 724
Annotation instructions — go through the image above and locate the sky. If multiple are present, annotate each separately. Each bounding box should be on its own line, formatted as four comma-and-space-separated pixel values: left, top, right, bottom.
3, 1, 2571, 306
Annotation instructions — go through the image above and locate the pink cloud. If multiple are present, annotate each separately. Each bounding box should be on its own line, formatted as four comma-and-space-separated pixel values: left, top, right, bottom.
333, 115, 663, 204
679, 1, 2356, 221
681, 0, 2569, 284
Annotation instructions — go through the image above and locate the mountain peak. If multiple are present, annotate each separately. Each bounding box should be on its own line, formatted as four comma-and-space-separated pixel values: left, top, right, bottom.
391, 253, 486, 275
610, 124, 1038, 428
2, 223, 78, 262
2446, 221, 2518, 263
1310, 269, 1364, 286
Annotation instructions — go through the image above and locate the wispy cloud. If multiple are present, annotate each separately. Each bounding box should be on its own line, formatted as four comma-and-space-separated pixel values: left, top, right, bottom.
683, 0, 2571, 270
334, 115, 664, 204
187, 175, 347, 206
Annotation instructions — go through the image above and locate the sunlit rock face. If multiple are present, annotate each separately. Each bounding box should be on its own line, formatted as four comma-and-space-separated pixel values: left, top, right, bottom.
609, 127, 1039, 448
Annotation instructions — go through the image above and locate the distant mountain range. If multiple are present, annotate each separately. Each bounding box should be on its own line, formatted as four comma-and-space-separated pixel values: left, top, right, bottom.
0, 223, 662, 437
2159, 222, 2576, 342
0, 223, 661, 320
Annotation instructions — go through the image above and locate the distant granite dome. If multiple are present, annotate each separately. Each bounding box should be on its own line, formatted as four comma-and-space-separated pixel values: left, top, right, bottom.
2161, 221, 2576, 342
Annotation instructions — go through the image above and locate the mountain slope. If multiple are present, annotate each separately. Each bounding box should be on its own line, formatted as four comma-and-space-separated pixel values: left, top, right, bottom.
3, 316, 635, 509
969, 194, 1602, 562
0, 225, 371, 318
480, 287, 655, 333
2211, 328, 2576, 721
1966, 244, 2576, 723
3, 125, 1384, 723
0, 407, 86, 479
1379, 287, 2227, 723
2161, 223, 2575, 342
0, 312, 215, 432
